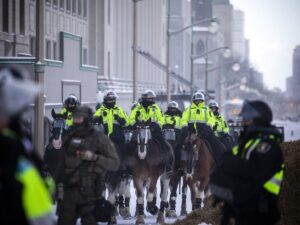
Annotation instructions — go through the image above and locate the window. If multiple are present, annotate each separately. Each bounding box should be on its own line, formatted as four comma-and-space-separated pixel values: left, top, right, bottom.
78, 0, 82, 16
60, 0, 64, 9
53, 0, 58, 7
66, 0, 71, 11
83, 48, 87, 64
46, 40, 51, 59
30, 36, 36, 56
83, 0, 87, 17
2, 0, 9, 32
19, 0, 25, 35
46, 0, 51, 5
53, 42, 57, 60
72, 0, 76, 14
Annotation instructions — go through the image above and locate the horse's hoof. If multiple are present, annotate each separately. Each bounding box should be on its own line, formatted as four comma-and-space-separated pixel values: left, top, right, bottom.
108, 215, 117, 225
180, 208, 187, 216
119, 206, 131, 219
146, 202, 159, 215
156, 212, 165, 224
165, 209, 177, 218
136, 215, 145, 224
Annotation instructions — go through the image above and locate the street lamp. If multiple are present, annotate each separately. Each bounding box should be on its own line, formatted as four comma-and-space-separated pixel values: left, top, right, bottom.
166, 7, 219, 102
191, 46, 231, 95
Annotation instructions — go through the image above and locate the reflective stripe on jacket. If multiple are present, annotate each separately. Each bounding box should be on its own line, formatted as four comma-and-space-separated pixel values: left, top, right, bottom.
181, 102, 215, 128
16, 157, 53, 224
232, 135, 284, 196
129, 103, 165, 127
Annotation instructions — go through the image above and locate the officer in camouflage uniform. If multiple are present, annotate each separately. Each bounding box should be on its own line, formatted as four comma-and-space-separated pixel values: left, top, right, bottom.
56, 106, 120, 225
210, 100, 284, 225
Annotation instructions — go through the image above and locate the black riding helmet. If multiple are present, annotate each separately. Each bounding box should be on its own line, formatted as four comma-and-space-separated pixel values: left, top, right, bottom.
239, 100, 273, 126
64, 94, 79, 112
103, 91, 117, 108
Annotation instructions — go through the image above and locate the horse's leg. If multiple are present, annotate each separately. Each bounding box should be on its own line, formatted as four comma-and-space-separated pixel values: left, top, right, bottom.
193, 180, 205, 209
107, 186, 118, 224
187, 179, 196, 211
156, 173, 171, 224
118, 179, 131, 219
166, 173, 179, 218
146, 174, 159, 216
180, 177, 188, 216
124, 177, 132, 218
134, 176, 145, 224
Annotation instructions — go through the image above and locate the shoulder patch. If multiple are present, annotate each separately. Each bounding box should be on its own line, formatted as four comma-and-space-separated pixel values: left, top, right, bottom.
257, 142, 271, 154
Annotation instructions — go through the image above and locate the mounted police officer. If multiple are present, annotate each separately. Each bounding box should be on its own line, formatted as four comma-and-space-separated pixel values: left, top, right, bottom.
56, 106, 120, 225
208, 100, 233, 151
129, 90, 173, 173
210, 100, 284, 225
51, 94, 80, 128
179, 92, 226, 164
94, 91, 127, 146
163, 101, 182, 170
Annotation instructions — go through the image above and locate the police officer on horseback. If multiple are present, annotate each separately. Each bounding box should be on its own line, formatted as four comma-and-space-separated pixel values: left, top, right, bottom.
163, 101, 182, 170
129, 90, 173, 173
56, 106, 120, 225
208, 100, 233, 151
51, 94, 80, 128
210, 100, 284, 225
94, 91, 127, 145
179, 92, 226, 164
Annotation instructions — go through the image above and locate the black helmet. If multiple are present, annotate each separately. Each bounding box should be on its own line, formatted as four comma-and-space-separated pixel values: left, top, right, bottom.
64, 94, 79, 110
103, 91, 118, 101
0, 66, 38, 117
239, 100, 272, 124
73, 105, 93, 128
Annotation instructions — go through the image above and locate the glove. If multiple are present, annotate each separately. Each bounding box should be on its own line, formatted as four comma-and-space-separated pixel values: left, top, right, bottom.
93, 116, 103, 124
114, 114, 126, 126
80, 150, 98, 161
213, 122, 218, 132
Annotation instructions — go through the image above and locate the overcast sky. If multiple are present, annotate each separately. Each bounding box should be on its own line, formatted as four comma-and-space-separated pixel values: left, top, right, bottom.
230, 0, 300, 91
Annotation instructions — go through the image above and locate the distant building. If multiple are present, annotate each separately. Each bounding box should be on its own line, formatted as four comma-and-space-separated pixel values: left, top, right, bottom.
0, 0, 98, 117
212, 0, 233, 50
286, 45, 300, 101
232, 9, 246, 61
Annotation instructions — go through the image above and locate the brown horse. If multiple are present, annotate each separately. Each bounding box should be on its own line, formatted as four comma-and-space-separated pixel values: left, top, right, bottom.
127, 121, 173, 224
180, 133, 215, 213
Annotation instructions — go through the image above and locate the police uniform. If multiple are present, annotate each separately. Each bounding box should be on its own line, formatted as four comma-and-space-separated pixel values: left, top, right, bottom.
210, 100, 284, 225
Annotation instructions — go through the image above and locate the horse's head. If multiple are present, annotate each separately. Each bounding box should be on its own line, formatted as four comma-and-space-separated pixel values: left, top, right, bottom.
134, 119, 152, 160
182, 133, 199, 178
51, 118, 66, 149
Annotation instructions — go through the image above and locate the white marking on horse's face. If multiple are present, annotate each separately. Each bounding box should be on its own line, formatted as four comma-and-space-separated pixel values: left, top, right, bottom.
186, 173, 193, 180
138, 146, 147, 159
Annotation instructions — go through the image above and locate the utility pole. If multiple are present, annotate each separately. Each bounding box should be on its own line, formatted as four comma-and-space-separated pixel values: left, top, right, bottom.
166, 0, 171, 103
204, 32, 209, 100
34, 0, 45, 157
132, 0, 138, 102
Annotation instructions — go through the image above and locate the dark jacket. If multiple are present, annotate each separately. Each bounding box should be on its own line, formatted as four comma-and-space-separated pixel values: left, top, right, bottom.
210, 125, 283, 203
56, 126, 120, 186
